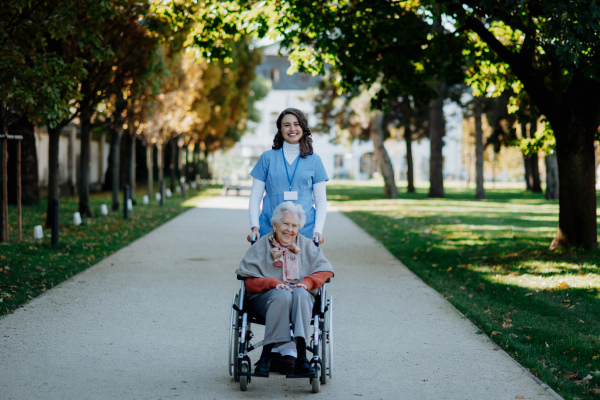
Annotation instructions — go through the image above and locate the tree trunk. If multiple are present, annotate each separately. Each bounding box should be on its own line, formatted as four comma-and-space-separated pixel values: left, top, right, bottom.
404, 124, 415, 193
370, 112, 398, 199
527, 117, 542, 192
128, 129, 137, 204
549, 118, 597, 249
400, 96, 415, 193
157, 140, 164, 189
192, 141, 200, 180
202, 148, 209, 179
109, 127, 122, 211
545, 152, 559, 200
109, 94, 126, 211
8, 115, 38, 205
178, 140, 184, 184
529, 153, 542, 192
428, 82, 445, 198
474, 99, 485, 200
521, 120, 532, 190
146, 141, 153, 199
169, 138, 176, 192
0, 103, 7, 241
523, 154, 532, 190
78, 109, 93, 218
46, 124, 63, 228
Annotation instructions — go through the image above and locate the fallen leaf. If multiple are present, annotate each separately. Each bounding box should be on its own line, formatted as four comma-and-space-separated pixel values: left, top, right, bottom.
545, 342, 550, 348
516, 397, 525, 399
524, 293, 534, 296
491, 331, 502, 336
582, 374, 593, 383
564, 371, 579, 381
502, 322, 513, 328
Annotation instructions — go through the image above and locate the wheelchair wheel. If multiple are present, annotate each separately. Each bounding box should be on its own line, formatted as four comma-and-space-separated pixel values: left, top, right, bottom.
229, 293, 240, 378
240, 361, 249, 391
320, 302, 329, 385
327, 296, 333, 380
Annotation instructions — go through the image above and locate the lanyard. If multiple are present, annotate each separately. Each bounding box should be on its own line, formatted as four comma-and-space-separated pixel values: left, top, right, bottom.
282, 149, 300, 191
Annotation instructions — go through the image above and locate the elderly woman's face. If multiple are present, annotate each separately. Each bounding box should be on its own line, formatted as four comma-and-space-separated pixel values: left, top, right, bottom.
273, 212, 300, 246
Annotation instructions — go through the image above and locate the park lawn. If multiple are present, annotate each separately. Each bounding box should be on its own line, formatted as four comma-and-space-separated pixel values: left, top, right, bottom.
0, 185, 221, 316
328, 181, 600, 400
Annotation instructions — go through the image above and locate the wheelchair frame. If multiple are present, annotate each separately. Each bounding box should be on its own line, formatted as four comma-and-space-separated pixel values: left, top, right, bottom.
228, 277, 333, 393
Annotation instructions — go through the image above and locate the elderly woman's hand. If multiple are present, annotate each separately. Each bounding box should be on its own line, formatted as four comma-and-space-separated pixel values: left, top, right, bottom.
294, 283, 308, 290
275, 282, 293, 291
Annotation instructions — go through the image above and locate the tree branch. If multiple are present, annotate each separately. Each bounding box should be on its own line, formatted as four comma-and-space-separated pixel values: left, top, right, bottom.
464, 15, 556, 117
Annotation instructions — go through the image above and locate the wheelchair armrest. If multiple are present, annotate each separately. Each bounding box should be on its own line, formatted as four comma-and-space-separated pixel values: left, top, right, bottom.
325, 278, 331, 283
237, 275, 246, 281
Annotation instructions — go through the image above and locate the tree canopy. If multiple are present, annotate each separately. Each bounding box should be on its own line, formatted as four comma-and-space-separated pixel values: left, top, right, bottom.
3, 0, 600, 248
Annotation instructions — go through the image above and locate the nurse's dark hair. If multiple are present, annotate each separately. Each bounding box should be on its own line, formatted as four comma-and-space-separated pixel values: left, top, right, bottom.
272, 108, 314, 158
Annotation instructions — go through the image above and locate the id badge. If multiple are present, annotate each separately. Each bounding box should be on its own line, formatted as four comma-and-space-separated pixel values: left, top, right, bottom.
284, 191, 298, 201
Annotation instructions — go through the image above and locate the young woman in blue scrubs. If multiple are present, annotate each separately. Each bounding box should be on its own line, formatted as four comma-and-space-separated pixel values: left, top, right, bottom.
247, 108, 328, 244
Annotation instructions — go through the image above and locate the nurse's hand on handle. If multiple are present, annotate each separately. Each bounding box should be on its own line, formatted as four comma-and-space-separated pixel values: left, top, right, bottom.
312, 232, 325, 245
247, 226, 260, 243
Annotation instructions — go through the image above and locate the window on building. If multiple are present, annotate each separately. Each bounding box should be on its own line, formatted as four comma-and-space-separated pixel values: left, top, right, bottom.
334, 154, 344, 168
270, 68, 280, 83
270, 112, 279, 136
360, 152, 378, 179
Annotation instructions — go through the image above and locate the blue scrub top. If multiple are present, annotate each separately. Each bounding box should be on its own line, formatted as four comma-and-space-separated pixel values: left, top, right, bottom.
251, 149, 329, 238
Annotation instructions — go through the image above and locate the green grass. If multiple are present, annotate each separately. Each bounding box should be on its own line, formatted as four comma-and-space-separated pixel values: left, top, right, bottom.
328, 180, 600, 400
0, 185, 221, 316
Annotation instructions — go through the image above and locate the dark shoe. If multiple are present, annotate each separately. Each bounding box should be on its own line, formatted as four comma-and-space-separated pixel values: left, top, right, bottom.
294, 356, 316, 377
254, 357, 270, 377
280, 355, 296, 375
269, 353, 282, 372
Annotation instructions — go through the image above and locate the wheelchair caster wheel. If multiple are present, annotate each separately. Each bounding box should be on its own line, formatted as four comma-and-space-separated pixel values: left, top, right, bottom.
240, 362, 249, 391
311, 365, 321, 393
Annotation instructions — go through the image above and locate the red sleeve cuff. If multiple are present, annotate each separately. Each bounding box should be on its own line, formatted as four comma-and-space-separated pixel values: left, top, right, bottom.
244, 277, 282, 293
299, 271, 334, 291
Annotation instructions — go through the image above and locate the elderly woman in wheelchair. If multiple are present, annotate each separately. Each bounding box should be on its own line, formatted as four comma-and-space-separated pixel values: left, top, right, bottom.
235, 201, 334, 381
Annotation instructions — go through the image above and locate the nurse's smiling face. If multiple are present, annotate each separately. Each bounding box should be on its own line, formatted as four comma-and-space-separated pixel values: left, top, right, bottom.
281, 114, 303, 145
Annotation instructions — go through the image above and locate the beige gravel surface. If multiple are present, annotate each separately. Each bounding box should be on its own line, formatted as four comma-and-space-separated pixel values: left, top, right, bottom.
0, 195, 561, 399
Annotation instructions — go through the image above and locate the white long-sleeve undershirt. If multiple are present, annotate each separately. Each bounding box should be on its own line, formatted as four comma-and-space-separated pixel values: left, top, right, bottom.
283, 141, 300, 164
249, 142, 327, 234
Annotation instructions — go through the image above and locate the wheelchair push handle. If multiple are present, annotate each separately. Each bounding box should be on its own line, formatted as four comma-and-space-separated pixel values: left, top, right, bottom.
251, 233, 257, 245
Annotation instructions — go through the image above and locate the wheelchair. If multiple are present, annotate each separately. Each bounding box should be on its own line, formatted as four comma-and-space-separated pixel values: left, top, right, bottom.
228, 239, 333, 393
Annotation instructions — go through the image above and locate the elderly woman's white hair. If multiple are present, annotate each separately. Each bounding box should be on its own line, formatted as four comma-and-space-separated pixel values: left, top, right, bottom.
271, 201, 306, 229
